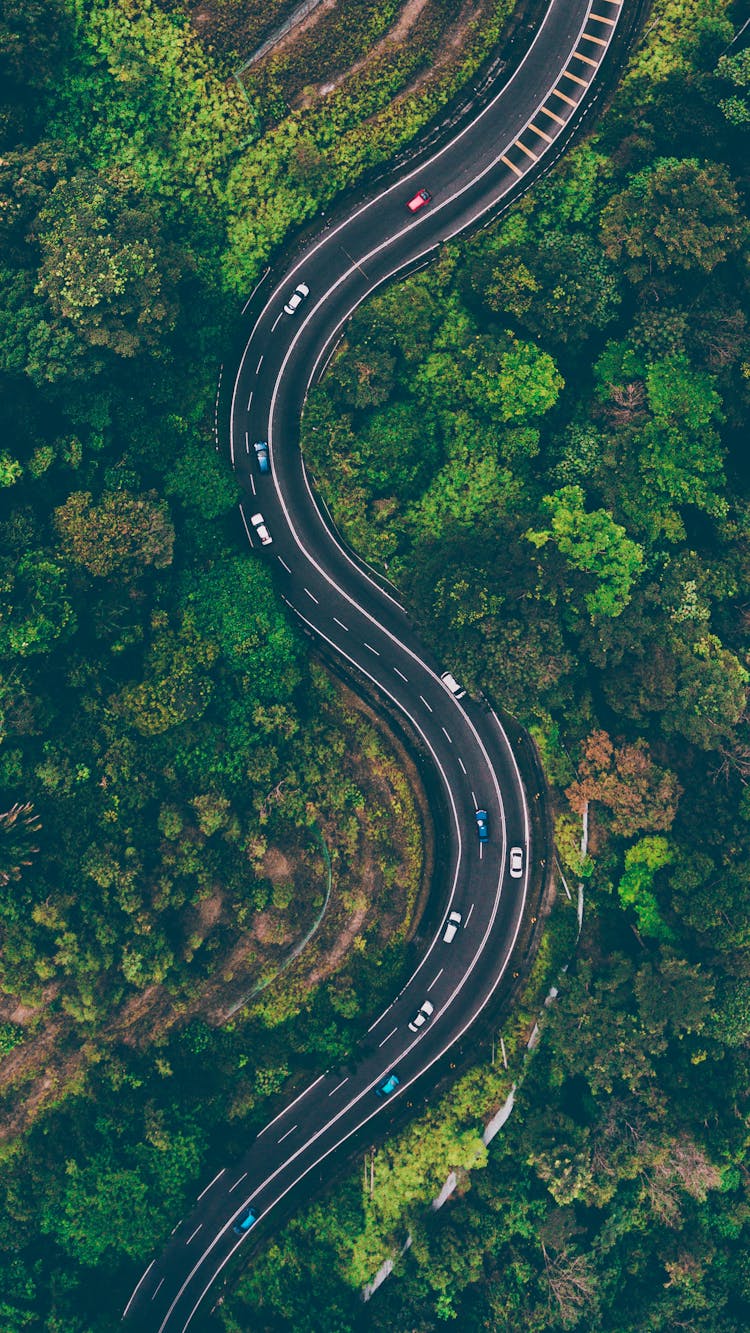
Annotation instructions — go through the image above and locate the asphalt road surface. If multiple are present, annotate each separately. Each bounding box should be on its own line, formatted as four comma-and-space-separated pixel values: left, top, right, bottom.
124, 1, 628, 1327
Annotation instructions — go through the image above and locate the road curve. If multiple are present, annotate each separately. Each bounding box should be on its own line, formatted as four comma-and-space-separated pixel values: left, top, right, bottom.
124, 1, 629, 1327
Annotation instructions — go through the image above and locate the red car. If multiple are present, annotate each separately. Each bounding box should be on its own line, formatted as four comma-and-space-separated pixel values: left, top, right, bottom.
406, 188, 432, 213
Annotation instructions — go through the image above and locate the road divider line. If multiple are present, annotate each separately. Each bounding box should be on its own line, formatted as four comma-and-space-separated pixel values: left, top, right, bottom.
304, 587, 319, 604
364, 641, 380, 655
378, 1026, 398, 1048
419, 695, 433, 712
329, 1077, 349, 1097
394, 667, 408, 681
229, 1173, 248, 1194
151, 1278, 165, 1301
465, 903, 475, 926
277, 555, 292, 573
271, 311, 283, 331
333, 616, 349, 631
256, 354, 264, 374
427, 968, 444, 992
368, 1003, 393, 1033
458, 757, 467, 775
442, 727, 453, 744
277, 1123, 298, 1144
254, 1073, 327, 1140
247, 391, 253, 411
186, 1225, 202, 1246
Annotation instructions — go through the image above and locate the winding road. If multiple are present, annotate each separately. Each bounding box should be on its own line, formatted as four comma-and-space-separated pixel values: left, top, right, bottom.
123, 0, 632, 1326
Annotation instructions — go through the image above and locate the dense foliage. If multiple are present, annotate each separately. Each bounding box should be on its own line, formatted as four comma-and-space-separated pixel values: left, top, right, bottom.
0, 1, 429, 1328
3, 0, 750, 1329
216, 0, 750, 1329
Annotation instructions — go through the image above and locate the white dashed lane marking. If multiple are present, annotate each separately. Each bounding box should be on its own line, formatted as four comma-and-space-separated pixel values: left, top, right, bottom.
378, 1026, 398, 1048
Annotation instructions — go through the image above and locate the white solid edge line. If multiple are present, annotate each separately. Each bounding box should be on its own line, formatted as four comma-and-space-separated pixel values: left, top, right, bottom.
173, 739, 516, 1333
156, 609, 473, 1332
234, 0, 560, 338
227, 0, 568, 469
240, 266, 270, 316
122, 1260, 155, 1318
153, 1, 611, 1320
162, 605, 514, 1333
254, 1072, 328, 1142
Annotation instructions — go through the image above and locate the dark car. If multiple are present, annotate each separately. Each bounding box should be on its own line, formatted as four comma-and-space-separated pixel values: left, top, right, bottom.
475, 809, 489, 842
253, 440, 270, 474
374, 1072, 400, 1097
233, 1206, 258, 1236
406, 188, 431, 213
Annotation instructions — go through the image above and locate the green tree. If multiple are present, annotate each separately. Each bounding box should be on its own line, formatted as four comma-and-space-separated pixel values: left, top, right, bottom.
600, 157, 747, 281
716, 48, 750, 126
526, 485, 644, 619
0, 553, 75, 655
164, 443, 239, 520
617, 836, 675, 940
54, 489, 175, 578
35, 167, 182, 360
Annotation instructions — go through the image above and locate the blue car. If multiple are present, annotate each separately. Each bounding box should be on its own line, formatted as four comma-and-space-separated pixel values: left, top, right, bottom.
233, 1206, 258, 1236
374, 1073, 400, 1098
475, 809, 489, 842
253, 440, 270, 474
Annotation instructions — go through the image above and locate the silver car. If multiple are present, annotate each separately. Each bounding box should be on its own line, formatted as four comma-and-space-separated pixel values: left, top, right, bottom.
250, 511, 272, 546
284, 281, 310, 315
408, 999, 435, 1033
509, 846, 524, 878
442, 911, 462, 943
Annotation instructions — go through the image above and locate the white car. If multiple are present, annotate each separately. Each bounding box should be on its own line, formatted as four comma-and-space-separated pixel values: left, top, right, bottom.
440, 671, 466, 700
509, 846, 524, 878
408, 999, 435, 1033
442, 910, 462, 943
284, 281, 310, 315
250, 511, 273, 546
